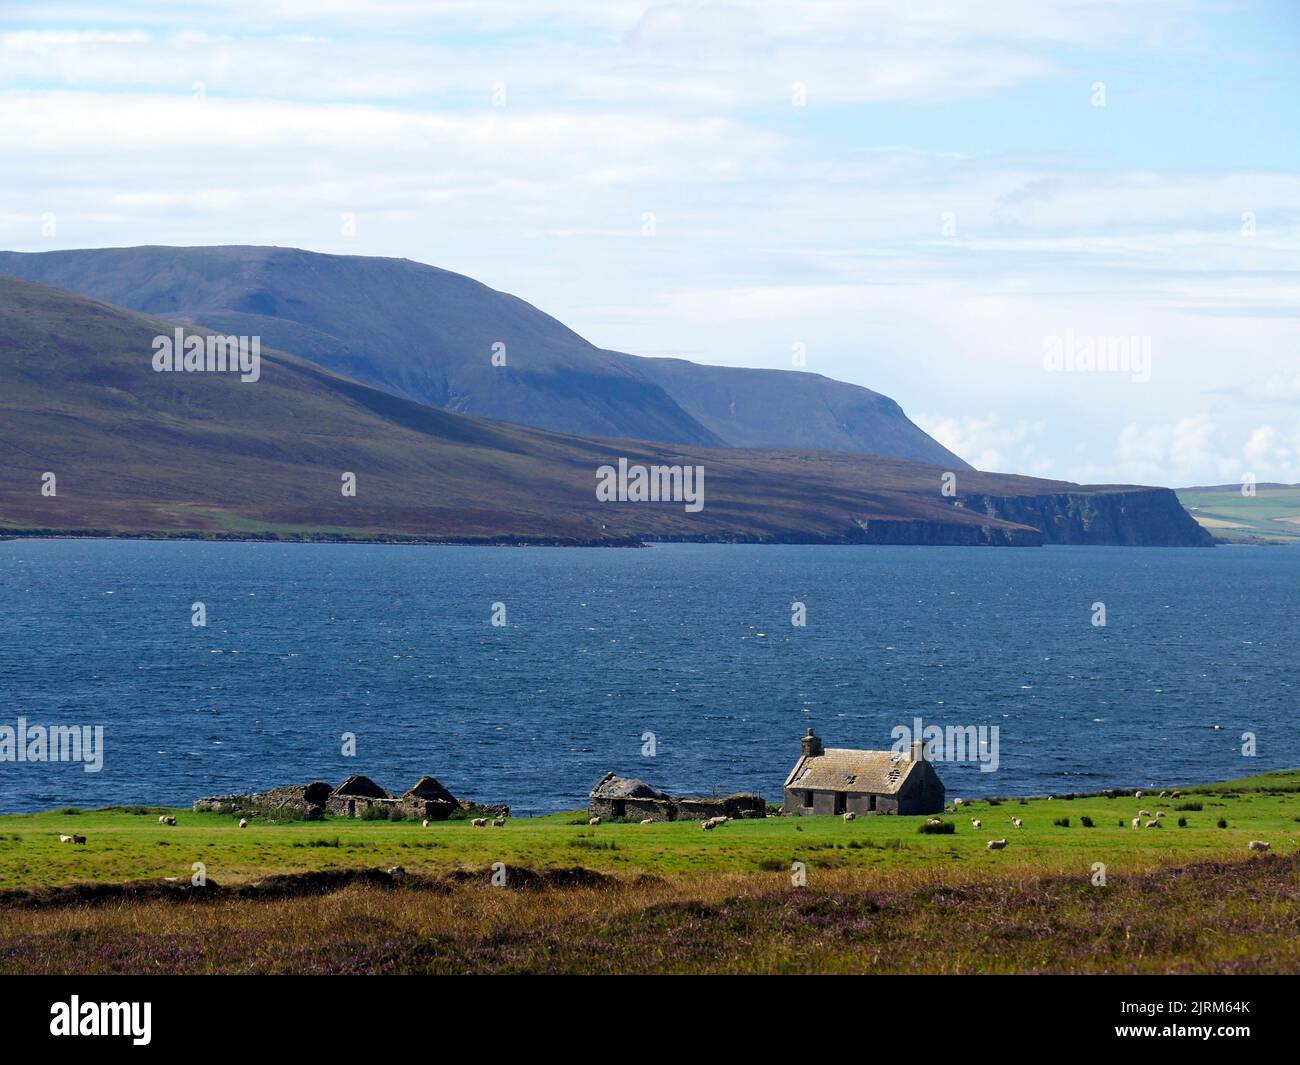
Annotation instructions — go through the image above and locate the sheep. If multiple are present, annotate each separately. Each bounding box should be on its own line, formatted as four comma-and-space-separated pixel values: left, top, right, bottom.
72, 835, 86, 845
387, 865, 406, 881
702, 819, 717, 830
159, 815, 177, 826
421, 819, 429, 829
587, 816, 601, 826
971, 819, 982, 829
842, 811, 856, 821
158, 815, 168, 824
1155, 811, 1165, 819
1159, 790, 1168, 798
986, 839, 1007, 850
471, 817, 487, 828
1138, 809, 1152, 818
58, 834, 73, 843
640, 819, 654, 825
953, 798, 964, 806
1172, 791, 1182, 798
1134, 791, 1143, 799
1249, 840, 1270, 852
926, 818, 943, 827
1131, 817, 1141, 829
1011, 817, 1023, 828
492, 816, 505, 827
238, 818, 248, 829
1145, 820, 1159, 829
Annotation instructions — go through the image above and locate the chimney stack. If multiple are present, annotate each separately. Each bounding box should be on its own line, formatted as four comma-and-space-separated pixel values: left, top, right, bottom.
802, 728, 823, 758
909, 740, 925, 762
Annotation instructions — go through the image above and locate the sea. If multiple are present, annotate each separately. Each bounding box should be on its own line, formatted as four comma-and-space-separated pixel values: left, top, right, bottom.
0, 539, 1295, 814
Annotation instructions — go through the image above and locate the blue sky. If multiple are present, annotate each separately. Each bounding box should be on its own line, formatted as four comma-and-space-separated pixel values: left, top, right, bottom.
1, 0, 1297, 485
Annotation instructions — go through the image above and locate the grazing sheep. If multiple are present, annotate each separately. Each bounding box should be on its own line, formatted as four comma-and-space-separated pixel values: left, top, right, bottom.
640, 819, 654, 825
238, 818, 248, 829
1138, 809, 1152, 818
986, 839, 1007, 850
387, 866, 406, 880
926, 818, 943, 827
1155, 811, 1165, 819
971, 819, 982, 829
1145, 820, 1159, 829
1249, 840, 1270, 852
1172, 791, 1182, 798
58, 834, 73, 843
702, 819, 717, 830
1011, 817, 1023, 828
492, 816, 505, 827
953, 798, 964, 806
1159, 790, 1168, 797
72, 835, 86, 845
159, 815, 177, 826
1131, 817, 1141, 829
843, 811, 856, 821
471, 817, 487, 828
421, 819, 429, 829
587, 817, 601, 826
1134, 791, 1143, 799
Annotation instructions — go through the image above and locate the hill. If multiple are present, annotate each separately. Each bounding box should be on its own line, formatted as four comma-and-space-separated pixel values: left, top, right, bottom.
1178, 484, 1300, 544
0, 245, 968, 468
0, 275, 1211, 546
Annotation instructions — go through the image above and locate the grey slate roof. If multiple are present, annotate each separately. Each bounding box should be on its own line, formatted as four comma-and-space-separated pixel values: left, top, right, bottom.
784, 748, 919, 794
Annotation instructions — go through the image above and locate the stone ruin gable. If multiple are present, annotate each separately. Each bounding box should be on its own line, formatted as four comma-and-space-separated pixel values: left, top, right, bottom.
399, 776, 459, 821
325, 775, 394, 817
588, 772, 766, 822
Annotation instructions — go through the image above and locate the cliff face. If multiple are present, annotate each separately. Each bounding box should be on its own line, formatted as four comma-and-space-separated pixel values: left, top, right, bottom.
958, 488, 1215, 547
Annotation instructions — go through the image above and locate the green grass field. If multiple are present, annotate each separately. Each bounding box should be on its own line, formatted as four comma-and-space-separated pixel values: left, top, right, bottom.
1179, 485, 1300, 544
2, 771, 1296, 973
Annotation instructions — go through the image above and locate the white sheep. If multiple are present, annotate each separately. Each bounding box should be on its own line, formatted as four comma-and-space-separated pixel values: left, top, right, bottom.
926, 818, 942, 827
1159, 790, 1168, 797
1249, 840, 1270, 852
842, 811, 856, 821
159, 815, 177, 826
587, 816, 601, 826
238, 818, 248, 829
158, 815, 168, 824
1155, 811, 1165, 819
971, 819, 982, 829
953, 798, 964, 806
1145, 820, 1159, 829
986, 839, 1007, 850
1172, 791, 1182, 798
640, 819, 654, 825
58, 834, 73, 843
421, 819, 429, 829
1138, 809, 1152, 818
492, 816, 505, 827
1134, 791, 1143, 799
1011, 817, 1023, 828
1131, 817, 1141, 829
471, 817, 487, 828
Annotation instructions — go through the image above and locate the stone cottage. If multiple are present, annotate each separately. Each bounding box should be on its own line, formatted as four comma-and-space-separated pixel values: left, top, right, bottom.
588, 772, 766, 822
783, 729, 944, 816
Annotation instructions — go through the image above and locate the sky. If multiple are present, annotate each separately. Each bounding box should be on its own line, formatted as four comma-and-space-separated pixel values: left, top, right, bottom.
1, 0, 1297, 486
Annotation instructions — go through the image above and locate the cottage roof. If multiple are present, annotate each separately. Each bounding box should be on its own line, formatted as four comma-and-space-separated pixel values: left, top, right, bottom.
784, 749, 922, 795
589, 772, 671, 801
402, 776, 457, 804
330, 775, 391, 799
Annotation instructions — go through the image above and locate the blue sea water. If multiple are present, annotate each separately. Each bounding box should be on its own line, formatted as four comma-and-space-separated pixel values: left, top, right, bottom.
0, 539, 1296, 815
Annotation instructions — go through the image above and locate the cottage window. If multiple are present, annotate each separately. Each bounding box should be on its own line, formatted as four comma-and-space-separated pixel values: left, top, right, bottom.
801, 790, 813, 808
